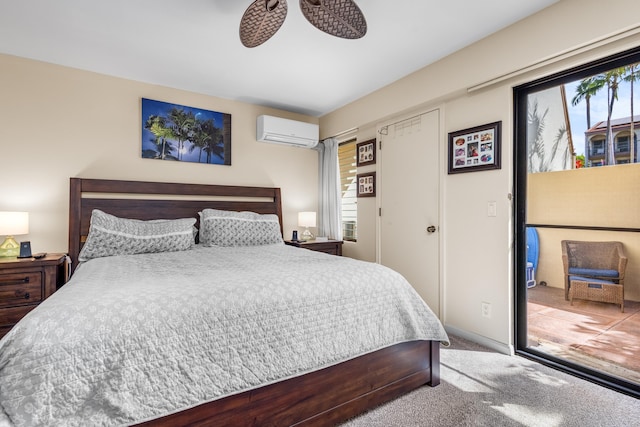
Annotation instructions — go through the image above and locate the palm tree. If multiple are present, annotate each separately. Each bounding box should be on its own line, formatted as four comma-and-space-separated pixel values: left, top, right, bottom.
144, 115, 175, 159
572, 77, 602, 129
572, 76, 605, 166
190, 118, 215, 163
601, 68, 626, 165
168, 108, 195, 161
623, 63, 639, 163
204, 127, 224, 164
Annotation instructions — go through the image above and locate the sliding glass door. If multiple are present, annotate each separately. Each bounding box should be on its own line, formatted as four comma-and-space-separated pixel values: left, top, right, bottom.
514, 46, 640, 398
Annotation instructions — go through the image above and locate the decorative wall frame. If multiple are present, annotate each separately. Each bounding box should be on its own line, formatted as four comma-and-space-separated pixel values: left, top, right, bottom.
448, 121, 501, 174
356, 172, 376, 197
356, 138, 376, 166
141, 98, 232, 165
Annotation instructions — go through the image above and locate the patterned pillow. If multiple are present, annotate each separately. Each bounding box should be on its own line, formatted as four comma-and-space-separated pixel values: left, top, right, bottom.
199, 209, 283, 247
78, 210, 196, 262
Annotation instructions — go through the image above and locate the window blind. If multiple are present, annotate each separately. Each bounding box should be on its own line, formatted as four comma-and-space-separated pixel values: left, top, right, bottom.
338, 140, 357, 241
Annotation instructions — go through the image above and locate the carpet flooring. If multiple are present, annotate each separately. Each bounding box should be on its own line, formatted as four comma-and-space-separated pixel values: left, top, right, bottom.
341, 335, 639, 427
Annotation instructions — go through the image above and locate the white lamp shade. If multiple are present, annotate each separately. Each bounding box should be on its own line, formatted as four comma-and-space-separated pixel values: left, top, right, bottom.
0, 212, 29, 236
298, 211, 317, 228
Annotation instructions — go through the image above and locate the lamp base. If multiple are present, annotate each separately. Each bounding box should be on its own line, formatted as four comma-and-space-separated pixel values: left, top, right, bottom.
300, 228, 314, 241
0, 236, 20, 258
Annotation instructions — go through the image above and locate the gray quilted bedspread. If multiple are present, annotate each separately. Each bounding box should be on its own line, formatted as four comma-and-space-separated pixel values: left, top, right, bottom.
0, 244, 448, 426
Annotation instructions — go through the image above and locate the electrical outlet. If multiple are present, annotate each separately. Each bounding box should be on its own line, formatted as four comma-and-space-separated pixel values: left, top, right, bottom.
481, 302, 492, 318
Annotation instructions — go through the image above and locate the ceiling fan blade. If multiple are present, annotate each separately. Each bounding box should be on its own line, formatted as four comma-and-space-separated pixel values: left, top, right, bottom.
299, 0, 367, 40
240, 0, 288, 48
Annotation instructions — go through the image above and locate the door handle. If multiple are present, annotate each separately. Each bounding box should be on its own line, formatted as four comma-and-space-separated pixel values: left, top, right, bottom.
426, 226, 437, 233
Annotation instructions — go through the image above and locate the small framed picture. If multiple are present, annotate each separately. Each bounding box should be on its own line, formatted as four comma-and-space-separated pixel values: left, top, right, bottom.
356, 138, 376, 167
356, 172, 376, 197
448, 121, 501, 174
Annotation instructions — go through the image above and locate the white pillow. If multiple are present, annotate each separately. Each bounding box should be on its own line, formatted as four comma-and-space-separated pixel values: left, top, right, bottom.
78, 209, 196, 261
199, 209, 283, 247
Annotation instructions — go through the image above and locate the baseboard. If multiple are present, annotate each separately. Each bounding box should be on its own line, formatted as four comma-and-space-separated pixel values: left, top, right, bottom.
445, 325, 514, 355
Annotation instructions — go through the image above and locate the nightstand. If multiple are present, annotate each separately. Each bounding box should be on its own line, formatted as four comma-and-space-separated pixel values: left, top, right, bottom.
0, 254, 67, 339
285, 240, 343, 256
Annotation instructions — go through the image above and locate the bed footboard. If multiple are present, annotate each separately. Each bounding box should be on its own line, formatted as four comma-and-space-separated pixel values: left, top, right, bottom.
136, 340, 440, 427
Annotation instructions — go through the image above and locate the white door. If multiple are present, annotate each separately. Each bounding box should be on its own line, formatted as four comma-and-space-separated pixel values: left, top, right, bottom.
378, 110, 440, 316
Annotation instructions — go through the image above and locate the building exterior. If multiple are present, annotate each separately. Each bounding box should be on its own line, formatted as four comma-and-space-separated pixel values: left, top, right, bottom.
527, 85, 574, 173
584, 115, 640, 166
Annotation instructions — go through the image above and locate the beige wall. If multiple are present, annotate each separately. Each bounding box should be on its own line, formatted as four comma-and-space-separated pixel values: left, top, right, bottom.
528, 165, 640, 300
4, 0, 640, 351
1, 54, 319, 254
528, 165, 640, 229
320, 0, 640, 349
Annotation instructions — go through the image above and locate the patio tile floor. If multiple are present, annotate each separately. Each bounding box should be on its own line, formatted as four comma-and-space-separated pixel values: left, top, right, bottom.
527, 284, 640, 384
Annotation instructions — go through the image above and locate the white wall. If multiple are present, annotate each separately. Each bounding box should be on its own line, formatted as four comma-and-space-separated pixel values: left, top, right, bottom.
320, 0, 640, 349
1, 55, 319, 254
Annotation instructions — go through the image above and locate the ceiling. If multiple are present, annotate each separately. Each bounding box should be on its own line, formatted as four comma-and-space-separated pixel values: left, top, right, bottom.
0, 0, 559, 117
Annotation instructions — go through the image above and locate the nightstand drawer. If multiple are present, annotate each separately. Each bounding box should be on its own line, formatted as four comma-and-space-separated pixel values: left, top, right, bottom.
284, 240, 343, 256
0, 304, 38, 328
0, 272, 43, 307
310, 242, 342, 255
0, 254, 66, 339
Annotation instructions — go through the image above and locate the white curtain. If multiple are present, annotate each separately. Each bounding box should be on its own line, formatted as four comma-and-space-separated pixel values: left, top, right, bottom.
316, 137, 342, 240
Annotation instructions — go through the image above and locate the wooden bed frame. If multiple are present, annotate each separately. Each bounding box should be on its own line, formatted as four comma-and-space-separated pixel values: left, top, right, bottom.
68, 177, 441, 426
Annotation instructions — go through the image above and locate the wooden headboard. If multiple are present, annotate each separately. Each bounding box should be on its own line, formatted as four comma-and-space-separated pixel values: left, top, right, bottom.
68, 178, 283, 271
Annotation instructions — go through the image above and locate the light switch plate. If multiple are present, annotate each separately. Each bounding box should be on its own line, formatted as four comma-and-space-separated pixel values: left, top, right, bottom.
487, 201, 497, 217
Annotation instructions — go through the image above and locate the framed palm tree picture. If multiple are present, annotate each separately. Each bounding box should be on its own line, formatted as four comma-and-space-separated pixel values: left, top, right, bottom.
141, 98, 232, 165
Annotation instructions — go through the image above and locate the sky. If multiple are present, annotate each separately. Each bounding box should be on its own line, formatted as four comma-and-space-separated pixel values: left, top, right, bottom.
565, 77, 640, 156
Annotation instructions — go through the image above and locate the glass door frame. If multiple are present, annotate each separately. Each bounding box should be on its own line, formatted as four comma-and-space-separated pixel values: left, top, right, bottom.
513, 46, 640, 398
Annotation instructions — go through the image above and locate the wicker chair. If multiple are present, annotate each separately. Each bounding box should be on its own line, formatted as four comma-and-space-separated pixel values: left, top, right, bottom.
561, 240, 627, 308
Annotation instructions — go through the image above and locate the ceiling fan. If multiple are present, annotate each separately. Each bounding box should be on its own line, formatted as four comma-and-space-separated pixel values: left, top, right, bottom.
240, 0, 367, 48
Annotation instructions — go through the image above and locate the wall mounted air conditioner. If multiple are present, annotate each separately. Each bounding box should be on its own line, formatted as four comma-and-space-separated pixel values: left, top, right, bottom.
257, 115, 319, 148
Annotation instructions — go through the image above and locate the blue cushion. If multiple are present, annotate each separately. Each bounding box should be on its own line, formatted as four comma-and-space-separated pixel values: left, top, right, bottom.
569, 275, 616, 285
568, 268, 619, 278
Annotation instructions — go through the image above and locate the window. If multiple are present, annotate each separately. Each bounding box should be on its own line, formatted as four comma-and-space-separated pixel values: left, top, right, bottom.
591, 138, 605, 156
338, 139, 357, 241
616, 135, 630, 153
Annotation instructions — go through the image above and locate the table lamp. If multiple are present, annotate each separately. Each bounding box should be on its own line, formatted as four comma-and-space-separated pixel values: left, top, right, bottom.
0, 212, 29, 258
298, 211, 316, 241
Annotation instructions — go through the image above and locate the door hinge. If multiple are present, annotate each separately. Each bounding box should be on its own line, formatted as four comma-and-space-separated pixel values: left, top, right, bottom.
379, 207, 382, 216
379, 140, 382, 150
